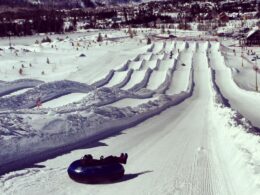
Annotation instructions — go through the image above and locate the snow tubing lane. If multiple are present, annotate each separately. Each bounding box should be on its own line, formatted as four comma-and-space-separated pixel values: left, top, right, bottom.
68, 160, 125, 183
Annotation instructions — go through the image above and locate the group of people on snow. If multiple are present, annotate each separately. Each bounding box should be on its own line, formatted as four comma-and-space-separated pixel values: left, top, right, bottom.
81, 153, 128, 166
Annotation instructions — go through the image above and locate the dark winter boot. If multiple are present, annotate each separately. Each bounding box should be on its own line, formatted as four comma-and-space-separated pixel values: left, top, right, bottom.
123, 153, 128, 164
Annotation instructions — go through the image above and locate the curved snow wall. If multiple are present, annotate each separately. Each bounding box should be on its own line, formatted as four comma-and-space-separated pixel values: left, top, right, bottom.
113, 69, 133, 89
117, 60, 131, 71
130, 68, 153, 91
210, 69, 231, 107
92, 70, 115, 88
156, 59, 177, 94
0, 80, 94, 110
0, 79, 44, 97
0, 64, 195, 175
210, 68, 260, 134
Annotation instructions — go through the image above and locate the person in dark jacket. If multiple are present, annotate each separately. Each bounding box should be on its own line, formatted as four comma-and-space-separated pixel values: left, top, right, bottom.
81, 153, 128, 166
82, 154, 93, 165
101, 153, 128, 165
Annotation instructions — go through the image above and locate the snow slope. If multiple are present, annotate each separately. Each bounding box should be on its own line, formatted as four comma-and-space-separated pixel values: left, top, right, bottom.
2, 40, 258, 195
41, 93, 88, 108
0, 34, 260, 195
122, 70, 147, 90
104, 71, 130, 88
209, 42, 260, 128
146, 70, 168, 90
166, 42, 195, 95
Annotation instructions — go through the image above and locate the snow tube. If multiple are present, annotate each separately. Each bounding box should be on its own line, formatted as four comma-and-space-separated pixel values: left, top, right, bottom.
68, 160, 125, 183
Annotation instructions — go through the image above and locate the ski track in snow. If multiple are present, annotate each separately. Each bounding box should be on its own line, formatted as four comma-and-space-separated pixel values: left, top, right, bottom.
0, 38, 260, 195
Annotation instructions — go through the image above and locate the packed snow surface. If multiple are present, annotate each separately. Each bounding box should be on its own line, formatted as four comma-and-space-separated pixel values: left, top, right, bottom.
0, 30, 260, 195
122, 70, 147, 90
108, 97, 159, 108
41, 93, 88, 108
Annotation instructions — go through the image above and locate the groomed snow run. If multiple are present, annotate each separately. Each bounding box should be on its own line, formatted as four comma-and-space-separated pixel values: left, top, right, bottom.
104, 71, 130, 88
0, 34, 260, 195
122, 70, 147, 90
146, 70, 168, 90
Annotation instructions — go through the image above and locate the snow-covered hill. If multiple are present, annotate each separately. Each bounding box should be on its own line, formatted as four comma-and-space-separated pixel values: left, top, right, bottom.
0, 31, 260, 194
0, 29, 260, 194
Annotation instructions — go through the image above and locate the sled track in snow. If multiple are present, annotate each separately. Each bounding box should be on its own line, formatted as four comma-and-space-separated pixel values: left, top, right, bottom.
0, 41, 189, 111
1, 40, 252, 195
1, 40, 260, 195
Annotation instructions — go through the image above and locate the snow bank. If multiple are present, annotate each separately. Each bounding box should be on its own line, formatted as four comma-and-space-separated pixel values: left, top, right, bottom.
0, 80, 94, 110
104, 70, 129, 88
146, 70, 168, 91
154, 60, 177, 94
127, 60, 143, 70
0, 79, 44, 97
112, 69, 133, 88
209, 87, 260, 195
108, 97, 159, 108
116, 60, 131, 71
92, 70, 115, 88
207, 43, 260, 194
210, 69, 231, 107
0, 63, 195, 175
140, 59, 159, 70
41, 93, 88, 108
209, 43, 260, 128
129, 69, 153, 91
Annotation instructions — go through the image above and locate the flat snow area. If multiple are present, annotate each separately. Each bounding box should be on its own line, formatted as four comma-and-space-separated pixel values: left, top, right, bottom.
41, 93, 88, 108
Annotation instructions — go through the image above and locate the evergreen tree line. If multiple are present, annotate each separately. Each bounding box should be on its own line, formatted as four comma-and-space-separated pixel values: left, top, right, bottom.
0, 16, 64, 36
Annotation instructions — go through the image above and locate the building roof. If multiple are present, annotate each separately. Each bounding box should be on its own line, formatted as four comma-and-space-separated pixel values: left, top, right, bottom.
247, 27, 259, 38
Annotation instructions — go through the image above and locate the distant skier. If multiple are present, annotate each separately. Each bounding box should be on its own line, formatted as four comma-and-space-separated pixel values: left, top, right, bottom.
170, 51, 173, 59
19, 68, 23, 75
36, 97, 42, 108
